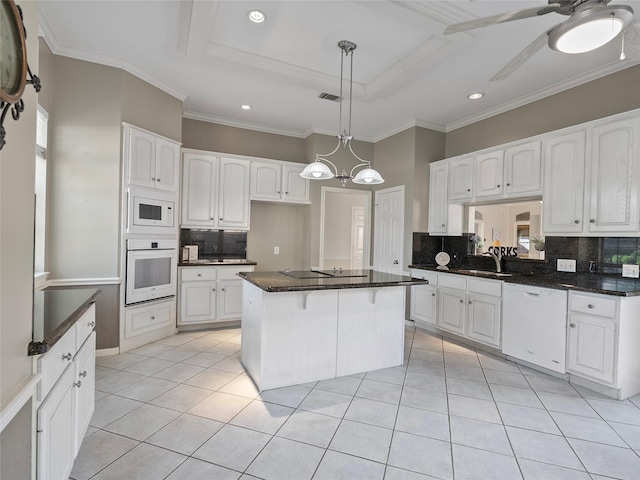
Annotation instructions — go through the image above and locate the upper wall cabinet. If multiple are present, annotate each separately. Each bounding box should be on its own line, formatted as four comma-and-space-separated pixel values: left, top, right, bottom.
504, 141, 541, 196
250, 160, 310, 204
448, 156, 474, 201
474, 149, 504, 199
124, 123, 181, 193
429, 162, 463, 235
181, 151, 250, 230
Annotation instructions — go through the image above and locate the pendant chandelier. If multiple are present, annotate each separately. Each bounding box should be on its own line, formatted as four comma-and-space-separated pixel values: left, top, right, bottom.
300, 40, 384, 188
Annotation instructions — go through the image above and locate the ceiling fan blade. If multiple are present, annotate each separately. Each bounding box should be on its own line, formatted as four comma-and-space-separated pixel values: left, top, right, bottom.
490, 29, 551, 81
444, 4, 562, 35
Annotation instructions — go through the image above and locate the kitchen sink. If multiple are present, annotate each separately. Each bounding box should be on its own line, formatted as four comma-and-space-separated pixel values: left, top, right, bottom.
454, 269, 513, 278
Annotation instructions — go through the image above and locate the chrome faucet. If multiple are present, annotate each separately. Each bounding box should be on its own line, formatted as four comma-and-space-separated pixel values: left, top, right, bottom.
485, 250, 502, 273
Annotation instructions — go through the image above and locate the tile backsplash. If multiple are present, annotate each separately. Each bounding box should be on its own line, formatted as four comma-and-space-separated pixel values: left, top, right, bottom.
412, 232, 636, 275
180, 229, 247, 261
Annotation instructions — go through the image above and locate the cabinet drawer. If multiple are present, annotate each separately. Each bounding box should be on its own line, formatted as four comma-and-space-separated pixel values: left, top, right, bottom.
75, 304, 96, 348
218, 266, 254, 280
569, 293, 617, 318
125, 301, 174, 338
468, 278, 502, 297
411, 269, 438, 284
438, 273, 466, 290
181, 267, 217, 281
39, 324, 77, 401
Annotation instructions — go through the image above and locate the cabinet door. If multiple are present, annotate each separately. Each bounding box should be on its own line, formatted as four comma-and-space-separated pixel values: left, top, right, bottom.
505, 141, 542, 196
37, 365, 75, 480
410, 284, 437, 326
155, 138, 180, 192
475, 150, 504, 198
282, 164, 310, 203
428, 162, 449, 234
218, 279, 243, 320
467, 293, 501, 347
587, 117, 640, 234
251, 161, 281, 201
567, 312, 616, 384
219, 158, 250, 229
543, 130, 586, 234
127, 127, 156, 189
437, 287, 466, 335
449, 157, 474, 201
181, 154, 218, 227
180, 281, 217, 324
74, 332, 95, 455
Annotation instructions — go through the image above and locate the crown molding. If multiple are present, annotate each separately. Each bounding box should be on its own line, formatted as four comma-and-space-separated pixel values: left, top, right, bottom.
182, 111, 307, 138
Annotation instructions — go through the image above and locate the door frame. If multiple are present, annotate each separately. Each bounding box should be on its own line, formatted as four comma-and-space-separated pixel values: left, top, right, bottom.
319, 186, 372, 270
373, 185, 405, 274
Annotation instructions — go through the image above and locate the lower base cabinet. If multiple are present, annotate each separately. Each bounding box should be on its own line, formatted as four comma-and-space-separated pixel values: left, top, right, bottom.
36, 306, 96, 480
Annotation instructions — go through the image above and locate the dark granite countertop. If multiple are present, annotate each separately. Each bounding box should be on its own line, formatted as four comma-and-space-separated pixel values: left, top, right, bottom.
239, 269, 427, 292
179, 259, 257, 267
408, 264, 640, 297
29, 287, 101, 355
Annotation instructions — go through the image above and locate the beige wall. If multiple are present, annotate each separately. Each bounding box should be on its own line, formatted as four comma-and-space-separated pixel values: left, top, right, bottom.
0, 1, 38, 475
446, 64, 640, 157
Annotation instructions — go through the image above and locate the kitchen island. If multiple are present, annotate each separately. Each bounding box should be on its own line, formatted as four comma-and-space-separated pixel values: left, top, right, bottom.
239, 270, 426, 391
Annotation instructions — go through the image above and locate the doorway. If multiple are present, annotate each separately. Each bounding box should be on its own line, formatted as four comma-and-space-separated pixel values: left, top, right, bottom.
319, 187, 371, 270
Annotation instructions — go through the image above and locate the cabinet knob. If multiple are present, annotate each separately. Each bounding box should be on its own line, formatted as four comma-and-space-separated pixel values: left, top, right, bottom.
467, 188, 471, 192
156, 178, 161, 182
197, 273, 202, 276
79, 370, 87, 378
590, 219, 595, 223
210, 217, 215, 220
570, 323, 576, 328
459, 299, 463, 304
212, 288, 216, 291
497, 184, 501, 188
220, 218, 223, 221
151, 177, 155, 181
150, 315, 155, 320
285, 191, 289, 194
506, 183, 511, 186
62, 353, 72, 361
468, 300, 472, 304
441, 224, 445, 227
574, 220, 580, 224
73, 381, 82, 388
222, 287, 226, 292
88, 321, 95, 327
432, 293, 435, 297
277, 191, 281, 194
587, 304, 594, 309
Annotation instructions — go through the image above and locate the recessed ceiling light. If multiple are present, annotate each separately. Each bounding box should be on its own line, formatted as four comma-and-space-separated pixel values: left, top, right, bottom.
247, 10, 266, 23
241, 104, 252, 110
467, 92, 485, 100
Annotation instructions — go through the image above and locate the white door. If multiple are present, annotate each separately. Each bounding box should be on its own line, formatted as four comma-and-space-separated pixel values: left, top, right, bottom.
218, 158, 250, 229
449, 157, 474, 201
128, 127, 156, 189
154, 138, 180, 192
373, 186, 404, 274
475, 150, 504, 198
181, 154, 218, 227
350, 206, 365, 269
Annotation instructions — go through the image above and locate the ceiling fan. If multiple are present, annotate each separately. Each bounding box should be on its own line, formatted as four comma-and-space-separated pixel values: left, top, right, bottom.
444, 0, 634, 81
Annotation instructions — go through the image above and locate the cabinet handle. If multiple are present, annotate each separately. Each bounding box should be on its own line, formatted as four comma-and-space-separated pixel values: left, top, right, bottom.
150, 315, 155, 320
62, 353, 72, 361
73, 381, 82, 388
587, 304, 594, 309
574, 220, 580, 224
79, 370, 87, 378
88, 321, 95, 327
590, 219, 595, 223
570, 323, 576, 328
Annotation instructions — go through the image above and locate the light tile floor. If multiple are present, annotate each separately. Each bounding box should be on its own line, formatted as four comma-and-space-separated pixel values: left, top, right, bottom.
71, 326, 640, 480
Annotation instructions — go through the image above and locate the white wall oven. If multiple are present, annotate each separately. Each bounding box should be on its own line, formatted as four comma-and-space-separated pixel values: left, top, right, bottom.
126, 239, 177, 305
128, 187, 176, 234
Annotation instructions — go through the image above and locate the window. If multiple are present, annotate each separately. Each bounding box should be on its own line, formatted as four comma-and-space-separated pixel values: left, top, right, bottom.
34, 107, 48, 274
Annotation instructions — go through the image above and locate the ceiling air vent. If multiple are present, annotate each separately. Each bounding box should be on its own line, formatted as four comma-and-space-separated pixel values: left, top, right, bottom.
319, 92, 340, 102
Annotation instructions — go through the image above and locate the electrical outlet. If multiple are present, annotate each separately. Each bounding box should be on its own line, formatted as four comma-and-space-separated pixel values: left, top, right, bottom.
622, 264, 639, 278
274, 246, 279, 255
557, 259, 576, 272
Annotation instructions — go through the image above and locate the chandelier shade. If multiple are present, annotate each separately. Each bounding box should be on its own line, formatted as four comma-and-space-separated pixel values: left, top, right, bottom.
300, 40, 384, 188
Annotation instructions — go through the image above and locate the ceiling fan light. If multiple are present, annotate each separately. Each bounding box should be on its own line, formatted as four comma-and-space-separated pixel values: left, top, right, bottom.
352, 167, 384, 185
549, 6, 634, 54
300, 161, 334, 180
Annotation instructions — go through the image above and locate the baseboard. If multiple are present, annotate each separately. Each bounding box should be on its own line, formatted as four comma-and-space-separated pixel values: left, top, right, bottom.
96, 347, 120, 357
48, 277, 121, 286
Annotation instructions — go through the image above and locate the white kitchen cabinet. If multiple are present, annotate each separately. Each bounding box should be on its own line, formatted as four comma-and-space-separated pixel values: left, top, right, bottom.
428, 162, 463, 235
586, 116, 640, 234
251, 160, 310, 204
466, 277, 502, 348
178, 265, 254, 326
410, 270, 437, 327
181, 152, 250, 229
36, 305, 96, 480
448, 156, 474, 201
438, 287, 466, 335
474, 150, 504, 198
123, 299, 175, 352
542, 129, 586, 234
218, 157, 251, 229
125, 123, 180, 192
566, 292, 640, 400
181, 152, 218, 227
504, 141, 542, 196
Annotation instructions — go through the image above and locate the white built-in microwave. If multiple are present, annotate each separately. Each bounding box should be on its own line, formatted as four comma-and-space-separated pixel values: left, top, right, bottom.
128, 187, 176, 234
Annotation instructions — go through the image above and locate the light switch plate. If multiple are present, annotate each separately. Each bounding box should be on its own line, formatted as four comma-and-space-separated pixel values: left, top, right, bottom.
557, 259, 576, 272
622, 264, 639, 278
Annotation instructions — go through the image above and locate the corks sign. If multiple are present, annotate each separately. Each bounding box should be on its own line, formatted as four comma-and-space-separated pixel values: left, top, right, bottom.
487, 246, 519, 257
